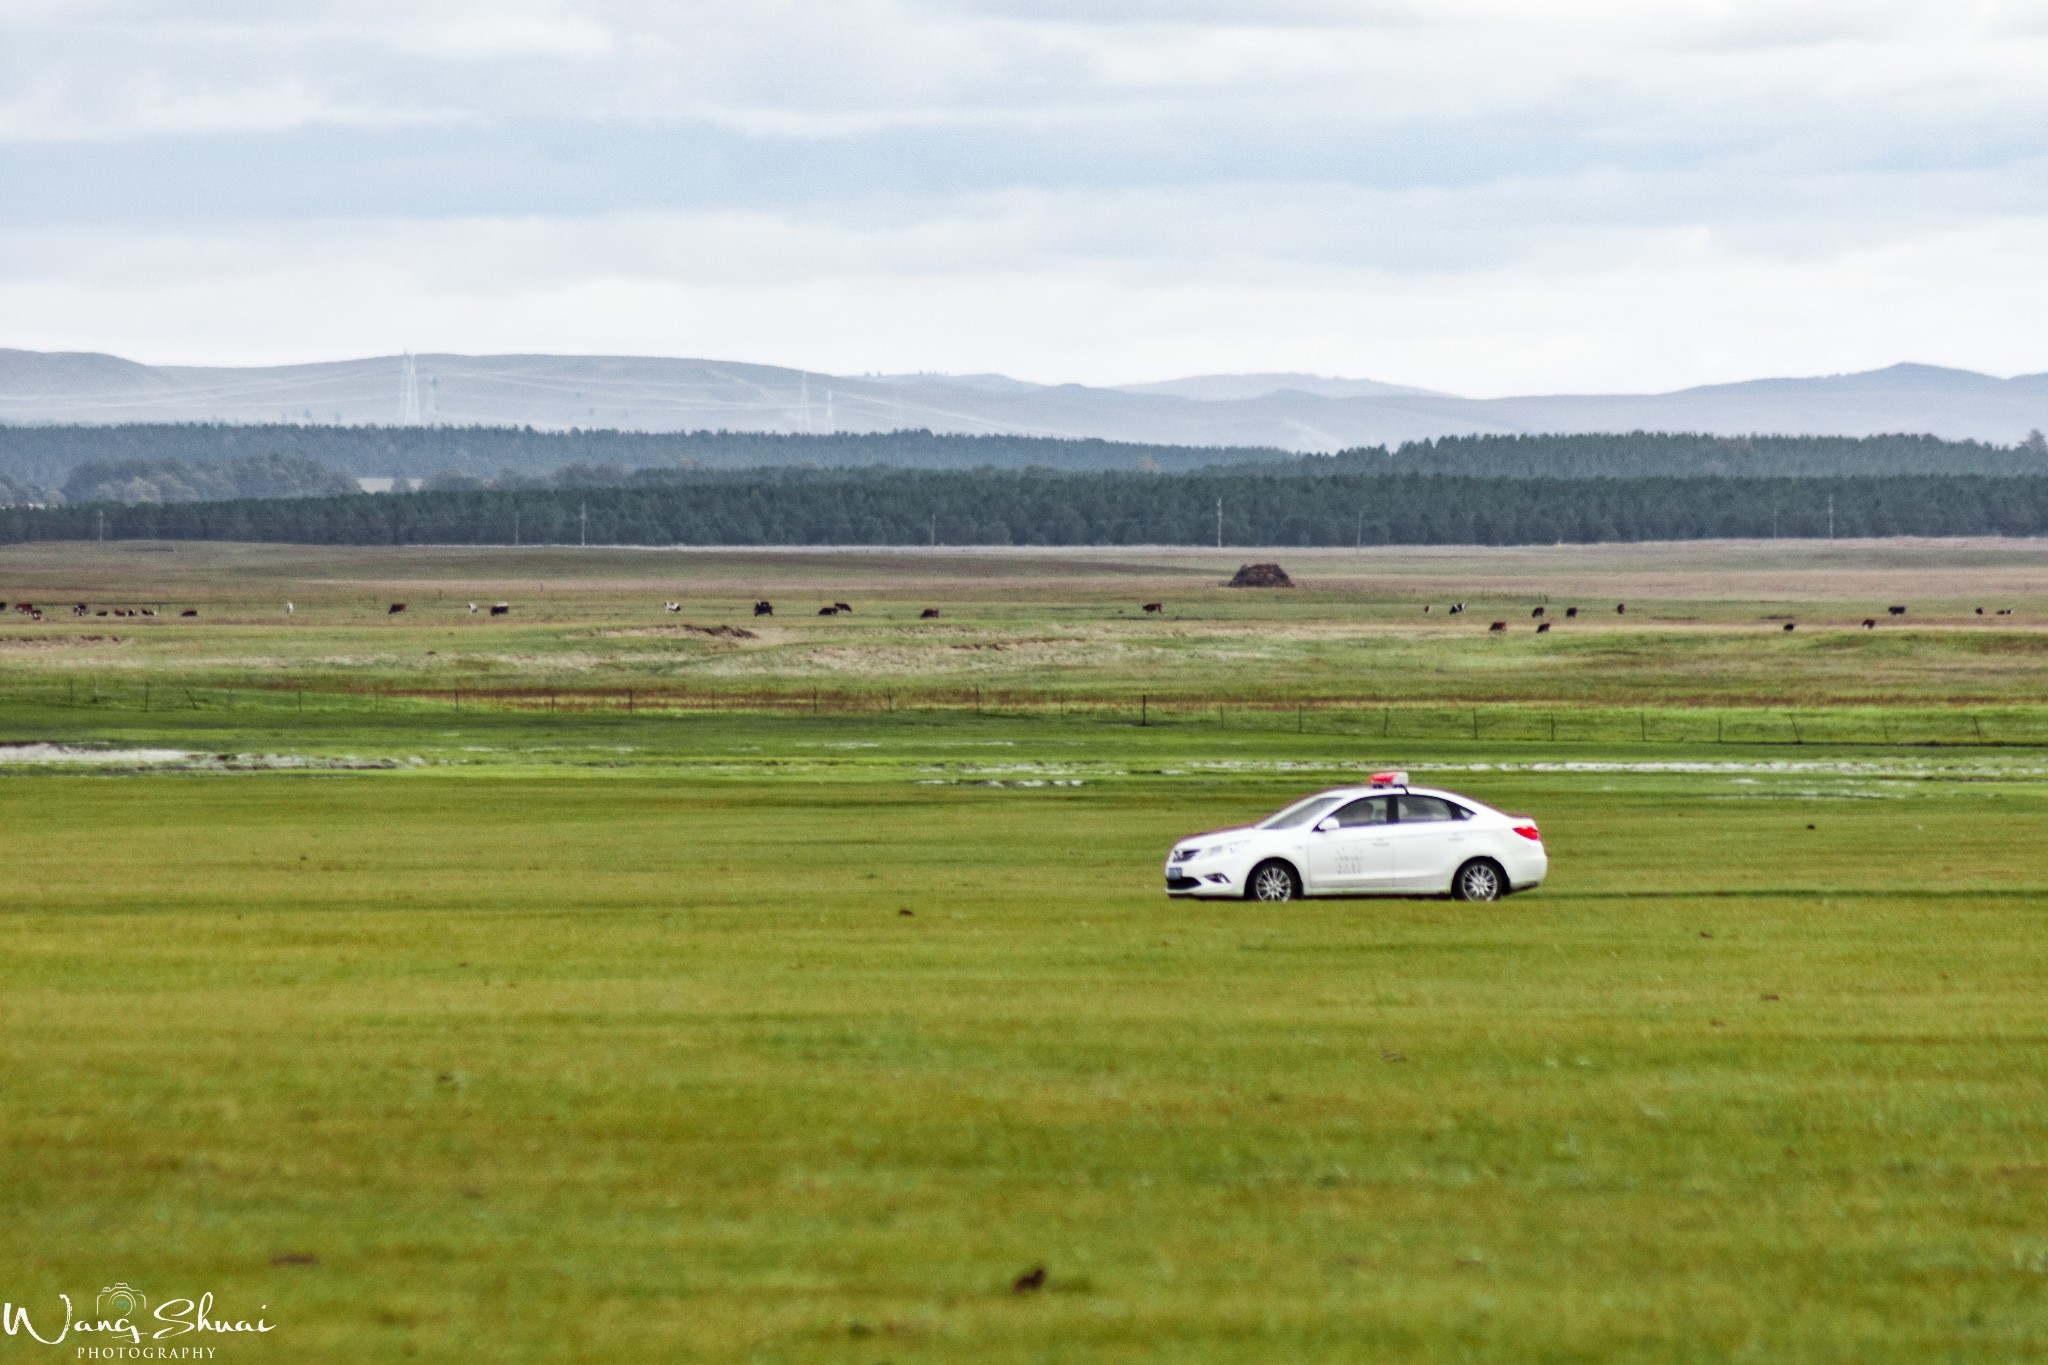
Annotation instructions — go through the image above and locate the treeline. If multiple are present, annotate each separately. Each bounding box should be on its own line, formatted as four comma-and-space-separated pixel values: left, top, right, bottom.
1333, 431, 2048, 479
0, 425, 1284, 485
11, 471, 2048, 546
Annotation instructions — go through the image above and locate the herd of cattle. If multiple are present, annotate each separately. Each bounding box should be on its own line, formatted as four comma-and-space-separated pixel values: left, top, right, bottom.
0, 597, 2025, 628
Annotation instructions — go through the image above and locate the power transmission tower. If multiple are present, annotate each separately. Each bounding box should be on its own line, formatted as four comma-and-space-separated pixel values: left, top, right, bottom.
399, 351, 422, 426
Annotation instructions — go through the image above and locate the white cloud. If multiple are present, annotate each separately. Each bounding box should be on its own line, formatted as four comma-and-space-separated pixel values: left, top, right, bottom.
0, 0, 2045, 389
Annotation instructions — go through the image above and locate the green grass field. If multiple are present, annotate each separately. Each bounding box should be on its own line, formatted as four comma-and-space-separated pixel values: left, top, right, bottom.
2, 543, 2046, 1362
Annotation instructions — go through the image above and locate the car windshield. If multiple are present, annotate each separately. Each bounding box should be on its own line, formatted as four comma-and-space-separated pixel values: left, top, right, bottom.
1257, 795, 1345, 830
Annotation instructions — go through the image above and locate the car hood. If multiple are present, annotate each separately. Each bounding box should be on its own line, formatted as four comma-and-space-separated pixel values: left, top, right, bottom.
1175, 825, 1258, 850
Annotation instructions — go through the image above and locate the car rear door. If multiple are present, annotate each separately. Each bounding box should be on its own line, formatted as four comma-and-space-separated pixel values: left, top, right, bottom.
1388, 794, 1473, 890
1303, 796, 1396, 892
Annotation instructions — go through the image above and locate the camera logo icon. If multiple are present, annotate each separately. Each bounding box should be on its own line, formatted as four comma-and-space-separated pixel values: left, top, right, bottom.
96, 1283, 146, 1318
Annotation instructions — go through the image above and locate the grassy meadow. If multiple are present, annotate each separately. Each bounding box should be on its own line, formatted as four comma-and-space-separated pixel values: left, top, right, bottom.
1, 540, 2046, 1362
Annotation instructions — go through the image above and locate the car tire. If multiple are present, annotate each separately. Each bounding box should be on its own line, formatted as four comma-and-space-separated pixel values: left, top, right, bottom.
1451, 858, 1505, 903
1247, 860, 1300, 903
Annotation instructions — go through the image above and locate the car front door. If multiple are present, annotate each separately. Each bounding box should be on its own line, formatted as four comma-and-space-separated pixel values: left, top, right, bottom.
1387, 794, 1472, 890
1304, 796, 1396, 892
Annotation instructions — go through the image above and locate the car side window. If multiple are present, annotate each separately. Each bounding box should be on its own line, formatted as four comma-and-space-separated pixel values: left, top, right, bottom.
1331, 796, 1390, 827
1395, 795, 1460, 823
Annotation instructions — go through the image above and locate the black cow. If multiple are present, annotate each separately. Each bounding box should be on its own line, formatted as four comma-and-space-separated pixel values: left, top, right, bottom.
1142, 602, 1163, 613
1862, 618, 1876, 629
1616, 603, 1627, 615
1783, 622, 1796, 632
489, 604, 510, 616
180, 609, 197, 617
1488, 620, 1507, 632
920, 608, 940, 619
818, 606, 839, 616
1536, 621, 1551, 633
833, 602, 853, 613
1531, 606, 1545, 618
753, 600, 773, 617
388, 603, 406, 614
1565, 606, 1578, 619
1887, 605, 1906, 616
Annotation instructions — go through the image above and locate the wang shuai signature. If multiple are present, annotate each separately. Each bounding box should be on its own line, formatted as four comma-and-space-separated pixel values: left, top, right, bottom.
1, 1285, 273, 1349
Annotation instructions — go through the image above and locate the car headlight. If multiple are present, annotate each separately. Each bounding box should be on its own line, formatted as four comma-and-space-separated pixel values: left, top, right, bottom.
1201, 839, 1250, 859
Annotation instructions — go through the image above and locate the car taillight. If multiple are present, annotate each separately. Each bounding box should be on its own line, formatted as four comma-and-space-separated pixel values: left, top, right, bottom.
1511, 823, 1542, 842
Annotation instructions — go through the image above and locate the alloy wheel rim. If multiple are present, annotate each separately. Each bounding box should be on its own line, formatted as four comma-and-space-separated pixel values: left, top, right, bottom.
1464, 865, 1499, 899
1254, 868, 1292, 901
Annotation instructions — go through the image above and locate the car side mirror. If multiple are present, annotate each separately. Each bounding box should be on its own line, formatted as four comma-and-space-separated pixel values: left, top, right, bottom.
1313, 816, 1340, 833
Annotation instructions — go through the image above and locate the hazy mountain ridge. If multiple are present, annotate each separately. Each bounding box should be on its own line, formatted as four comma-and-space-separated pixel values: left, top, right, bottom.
3, 351, 2048, 450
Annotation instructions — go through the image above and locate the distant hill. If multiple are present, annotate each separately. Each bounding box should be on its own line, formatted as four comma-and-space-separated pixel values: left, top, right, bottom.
4, 351, 2048, 451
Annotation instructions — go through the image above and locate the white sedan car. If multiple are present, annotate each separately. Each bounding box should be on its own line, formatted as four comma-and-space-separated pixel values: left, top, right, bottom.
1163, 772, 1546, 903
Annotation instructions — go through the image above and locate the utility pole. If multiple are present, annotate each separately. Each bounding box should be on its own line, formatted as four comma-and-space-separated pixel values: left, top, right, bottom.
580, 502, 587, 548
1215, 498, 1223, 549
513, 507, 520, 547
1827, 494, 1835, 540
97, 510, 104, 543
1355, 509, 1363, 549
929, 513, 936, 548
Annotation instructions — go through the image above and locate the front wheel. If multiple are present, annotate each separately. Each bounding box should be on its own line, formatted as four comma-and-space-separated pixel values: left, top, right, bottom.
1451, 859, 1505, 903
1247, 861, 1300, 903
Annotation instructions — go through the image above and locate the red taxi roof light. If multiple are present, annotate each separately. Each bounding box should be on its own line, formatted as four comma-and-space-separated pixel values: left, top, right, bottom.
1368, 770, 1409, 787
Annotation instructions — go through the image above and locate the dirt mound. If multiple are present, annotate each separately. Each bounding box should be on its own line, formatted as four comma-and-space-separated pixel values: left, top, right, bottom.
1226, 562, 1295, 588
601, 624, 758, 640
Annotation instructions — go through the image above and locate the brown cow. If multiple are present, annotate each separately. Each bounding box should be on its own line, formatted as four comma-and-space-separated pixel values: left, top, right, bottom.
1536, 621, 1551, 633
1488, 621, 1507, 632
388, 603, 406, 614
1142, 602, 1163, 613
919, 608, 940, 619
180, 609, 197, 617
1862, 618, 1876, 629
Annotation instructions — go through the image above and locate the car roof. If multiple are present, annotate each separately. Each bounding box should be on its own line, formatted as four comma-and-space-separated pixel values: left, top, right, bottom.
1312, 783, 1486, 806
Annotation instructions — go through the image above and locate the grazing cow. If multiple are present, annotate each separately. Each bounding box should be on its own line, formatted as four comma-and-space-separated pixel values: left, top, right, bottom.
1565, 606, 1579, 619
490, 603, 510, 616
467, 602, 479, 614
818, 605, 839, 616
920, 608, 940, 619
833, 602, 853, 613
1422, 605, 1431, 614
753, 600, 774, 617
1142, 602, 1164, 614
139, 609, 155, 617
1887, 605, 1906, 616
13, 603, 31, 615
1488, 620, 1507, 632
1783, 622, 1796, 632
1976, 607, 1986, 615
1530, 606, 1545, 619
1862, 618, 1876, 629
663, 602, 681, 613
1616, 603, 1627, 614
180, 609, 197, 617
1448, 602, 1467, 615
96, 610, 107, 617
286, 602, 293, 616
1998, 608, 2015, 615
72, 603, 87, 617
1536, 621, 1552, 634
388, 603, 406, 615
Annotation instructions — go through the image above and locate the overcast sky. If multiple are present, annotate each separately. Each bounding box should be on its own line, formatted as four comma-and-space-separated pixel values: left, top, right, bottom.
3, 0, 2046, 394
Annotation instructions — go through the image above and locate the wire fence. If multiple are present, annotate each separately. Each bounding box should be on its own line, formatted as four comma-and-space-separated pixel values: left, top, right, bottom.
22, 677, 2048, 748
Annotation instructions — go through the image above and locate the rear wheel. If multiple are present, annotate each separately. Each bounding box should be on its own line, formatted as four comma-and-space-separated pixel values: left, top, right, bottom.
1452, 859, 1504, 903
1247, 860, 1300, 903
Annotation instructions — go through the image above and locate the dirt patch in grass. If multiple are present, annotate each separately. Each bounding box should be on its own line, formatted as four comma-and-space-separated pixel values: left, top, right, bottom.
601, 624, 760, 641
0, 634, 127, 649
